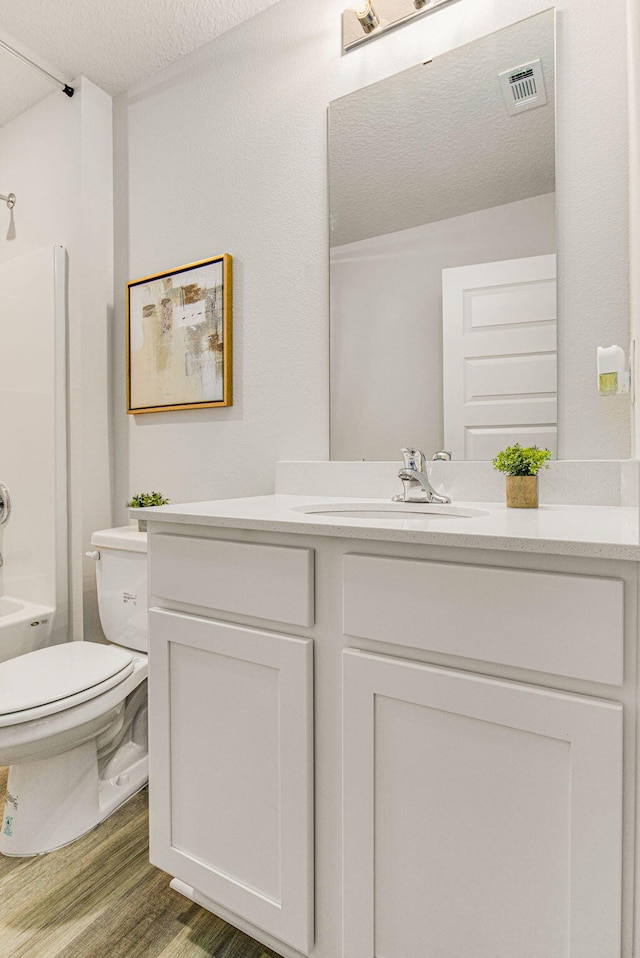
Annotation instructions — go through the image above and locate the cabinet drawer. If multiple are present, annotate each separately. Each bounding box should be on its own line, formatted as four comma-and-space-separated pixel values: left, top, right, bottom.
343, 554, 623, 685
150, 534, 314, 627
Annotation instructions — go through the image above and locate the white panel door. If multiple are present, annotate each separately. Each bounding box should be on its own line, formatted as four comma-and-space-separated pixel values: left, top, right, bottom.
342, 649, 622, 958
149, 608, 314, 954
442, 254, 557, 460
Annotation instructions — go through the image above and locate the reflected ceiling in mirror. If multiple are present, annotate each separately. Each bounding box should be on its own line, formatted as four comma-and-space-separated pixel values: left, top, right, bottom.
329, 10, 556, 461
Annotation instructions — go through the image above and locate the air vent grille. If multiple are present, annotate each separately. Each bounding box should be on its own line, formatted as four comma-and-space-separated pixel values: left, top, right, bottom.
510, 67, 536, 100
498, 59, 548, 116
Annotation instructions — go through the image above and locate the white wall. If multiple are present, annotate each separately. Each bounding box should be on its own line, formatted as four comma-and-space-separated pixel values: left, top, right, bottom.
630, 0, 640, 457
0, 78, 114, 641
113, 0, 630, 505
112, 4, 331, 519
330, 194, 555, 460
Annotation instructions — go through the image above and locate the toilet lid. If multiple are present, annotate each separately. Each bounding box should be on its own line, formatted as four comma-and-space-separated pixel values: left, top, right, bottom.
0, 642, 134, 716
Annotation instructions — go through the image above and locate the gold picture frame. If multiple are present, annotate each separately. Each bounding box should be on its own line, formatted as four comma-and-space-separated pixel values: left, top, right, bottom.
126, 254, 232, 414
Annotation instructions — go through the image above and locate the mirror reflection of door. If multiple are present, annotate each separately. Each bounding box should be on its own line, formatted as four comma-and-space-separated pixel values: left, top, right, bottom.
329, 10, 556, 461
442, 254, 557, 461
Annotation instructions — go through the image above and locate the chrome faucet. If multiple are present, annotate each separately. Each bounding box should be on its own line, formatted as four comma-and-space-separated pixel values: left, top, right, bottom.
392, 447, 451, 504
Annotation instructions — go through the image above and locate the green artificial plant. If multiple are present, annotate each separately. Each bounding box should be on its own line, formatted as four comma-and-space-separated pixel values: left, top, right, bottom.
491, 444, 551, 477
127, 491, 170, 508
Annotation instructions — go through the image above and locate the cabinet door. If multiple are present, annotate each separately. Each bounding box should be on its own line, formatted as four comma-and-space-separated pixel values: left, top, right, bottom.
149, 608, 314, 954
343, 650, 622, 958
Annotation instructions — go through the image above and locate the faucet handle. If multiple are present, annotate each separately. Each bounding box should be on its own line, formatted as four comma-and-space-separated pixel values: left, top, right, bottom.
432, 450, 452, 461
400, 447, 426, 471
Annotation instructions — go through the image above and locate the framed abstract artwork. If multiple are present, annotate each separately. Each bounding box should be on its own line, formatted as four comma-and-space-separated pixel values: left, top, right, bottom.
126, 254, 232, 414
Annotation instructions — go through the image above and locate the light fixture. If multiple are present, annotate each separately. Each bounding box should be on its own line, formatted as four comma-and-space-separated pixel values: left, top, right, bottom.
343, 0, 458, 52
354, 0, 380, 34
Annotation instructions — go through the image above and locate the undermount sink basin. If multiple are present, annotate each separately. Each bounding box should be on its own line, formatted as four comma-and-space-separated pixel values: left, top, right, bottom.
293, 502, 488, 521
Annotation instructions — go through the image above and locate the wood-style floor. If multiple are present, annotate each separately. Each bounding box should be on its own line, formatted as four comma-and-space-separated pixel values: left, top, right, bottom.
0, 767, 280, 958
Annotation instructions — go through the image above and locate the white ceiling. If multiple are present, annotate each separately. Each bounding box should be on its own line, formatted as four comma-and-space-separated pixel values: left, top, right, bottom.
0, 0, 281, 127
330, 11, 555, 247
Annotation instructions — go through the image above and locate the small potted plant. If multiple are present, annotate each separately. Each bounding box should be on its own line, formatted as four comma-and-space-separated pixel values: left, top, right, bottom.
492, 444, 551, 509
127, 491, 170, 531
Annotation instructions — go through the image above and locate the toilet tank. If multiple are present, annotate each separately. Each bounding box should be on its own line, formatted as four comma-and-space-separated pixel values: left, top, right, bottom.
90, 526, 148, 652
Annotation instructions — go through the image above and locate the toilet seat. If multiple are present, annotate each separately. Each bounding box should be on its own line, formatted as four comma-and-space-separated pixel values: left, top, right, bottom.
0, 642, 135, 727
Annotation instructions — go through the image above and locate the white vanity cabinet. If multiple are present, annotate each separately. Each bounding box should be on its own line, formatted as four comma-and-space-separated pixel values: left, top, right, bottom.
341, 552, 625, 958
147, 534, 315, 954
146, 520, 631, 958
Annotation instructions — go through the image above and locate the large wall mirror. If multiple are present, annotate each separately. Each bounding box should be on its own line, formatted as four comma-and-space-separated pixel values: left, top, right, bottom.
329, 10, 556, 461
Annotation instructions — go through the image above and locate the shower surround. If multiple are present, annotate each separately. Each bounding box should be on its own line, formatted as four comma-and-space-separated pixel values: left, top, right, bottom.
0, 245, 68, 661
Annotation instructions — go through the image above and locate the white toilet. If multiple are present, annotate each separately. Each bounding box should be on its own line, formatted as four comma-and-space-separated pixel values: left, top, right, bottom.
0, 526, 148, 856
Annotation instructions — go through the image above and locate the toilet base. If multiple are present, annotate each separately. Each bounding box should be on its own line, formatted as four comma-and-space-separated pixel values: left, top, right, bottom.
1, 742, 148, 857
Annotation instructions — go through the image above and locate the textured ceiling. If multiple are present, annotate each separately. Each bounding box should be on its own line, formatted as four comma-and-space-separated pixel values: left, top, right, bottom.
330, 11, 555, 247
0, 0, 281, 126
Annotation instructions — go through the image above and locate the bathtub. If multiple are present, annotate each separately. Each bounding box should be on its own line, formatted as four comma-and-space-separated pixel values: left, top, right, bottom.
0, 597, 55, 664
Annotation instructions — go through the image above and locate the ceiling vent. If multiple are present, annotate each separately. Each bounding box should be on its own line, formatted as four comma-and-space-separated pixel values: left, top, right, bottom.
498, 59, 548, 116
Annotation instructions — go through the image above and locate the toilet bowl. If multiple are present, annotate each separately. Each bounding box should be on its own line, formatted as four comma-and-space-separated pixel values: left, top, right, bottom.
0, 526, 149, 856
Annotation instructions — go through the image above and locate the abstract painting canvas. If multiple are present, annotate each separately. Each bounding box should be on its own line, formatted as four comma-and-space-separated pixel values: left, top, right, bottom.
126, 254, 232, 414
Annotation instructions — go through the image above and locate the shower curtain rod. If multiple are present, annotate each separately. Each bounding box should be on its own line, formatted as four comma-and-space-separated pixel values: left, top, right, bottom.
0, 38, 74, 97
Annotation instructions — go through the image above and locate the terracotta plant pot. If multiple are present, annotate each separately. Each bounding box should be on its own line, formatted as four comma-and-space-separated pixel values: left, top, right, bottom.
505, 475, 538, 508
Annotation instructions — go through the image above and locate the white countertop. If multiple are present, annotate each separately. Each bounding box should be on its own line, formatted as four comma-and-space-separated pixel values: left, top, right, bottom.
135, 495, 640, 561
